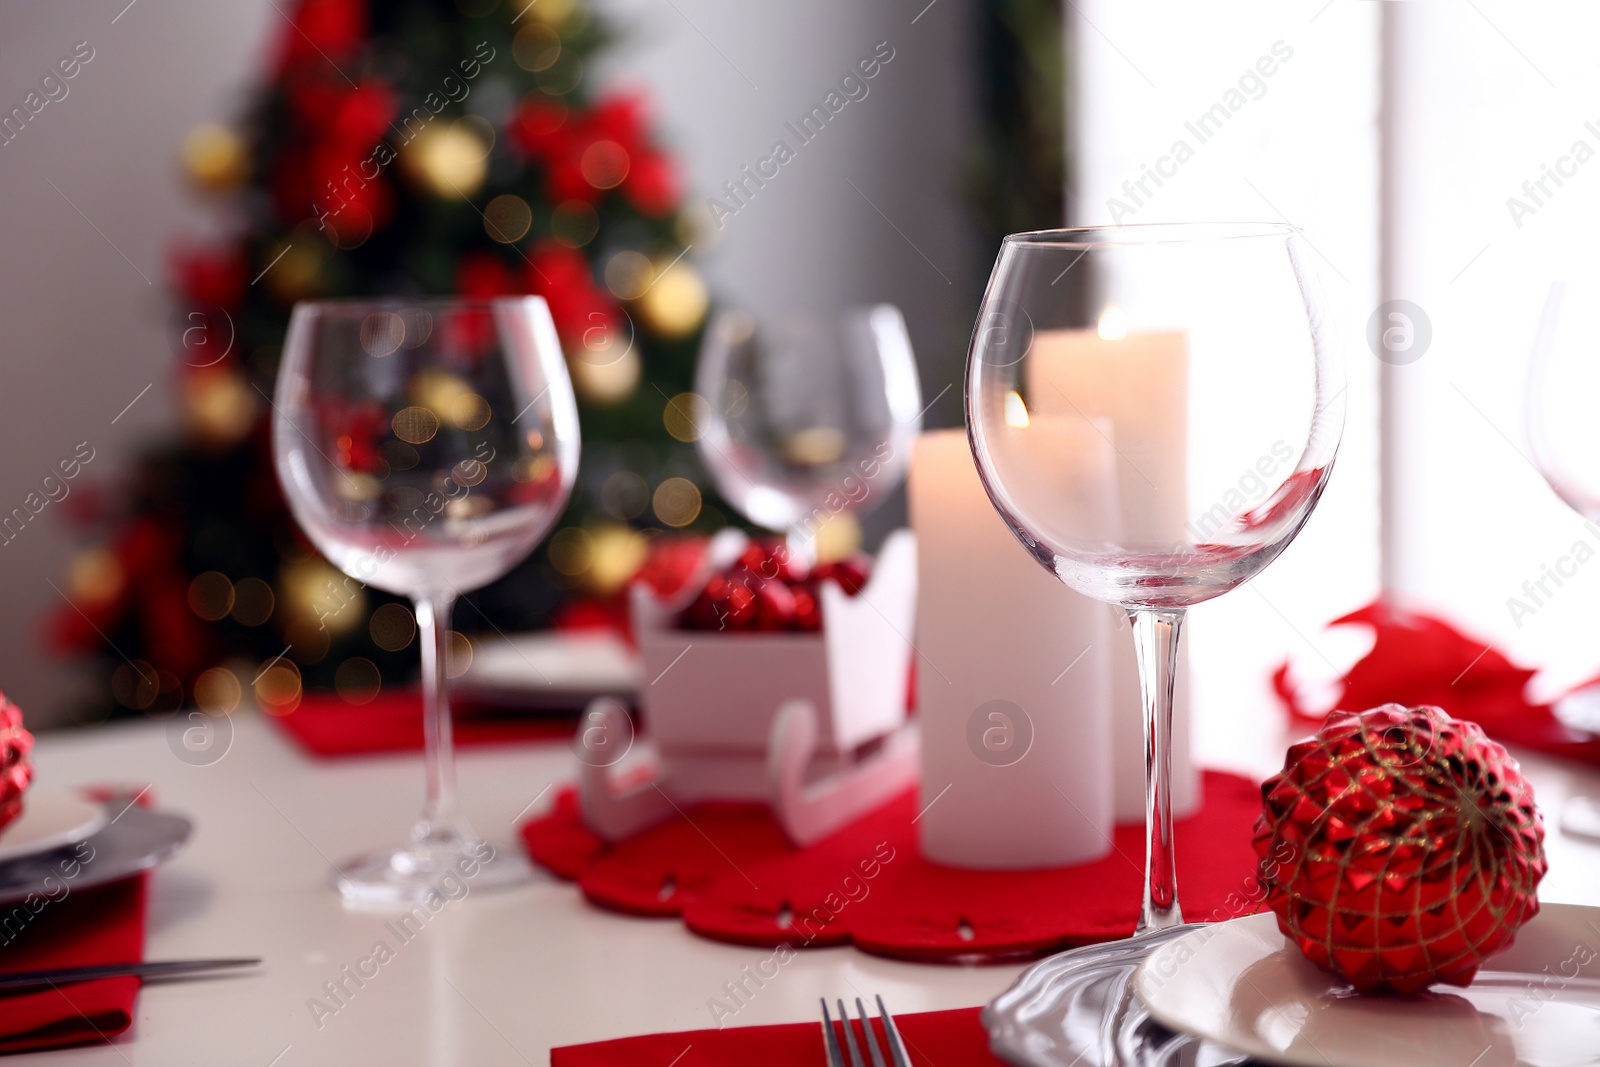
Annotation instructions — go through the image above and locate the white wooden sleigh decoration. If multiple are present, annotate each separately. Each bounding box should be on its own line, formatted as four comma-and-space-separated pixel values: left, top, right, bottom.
575, 530, 920, 847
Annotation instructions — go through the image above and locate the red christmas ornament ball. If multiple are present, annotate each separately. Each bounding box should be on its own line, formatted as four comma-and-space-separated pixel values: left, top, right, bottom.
813, 555, 870, 596
736, 540, 807, 584
752, 580, 797, 631
685, 574, 757, 631
0, 693, 34, 835
1253, 704, 1546, 994
791, 587, 822, 632
676, 540, 875, 633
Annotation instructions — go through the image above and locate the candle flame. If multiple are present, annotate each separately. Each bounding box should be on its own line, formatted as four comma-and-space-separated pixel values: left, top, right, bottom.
1097, 306, 1128, 341
1004, 390, 1030, 428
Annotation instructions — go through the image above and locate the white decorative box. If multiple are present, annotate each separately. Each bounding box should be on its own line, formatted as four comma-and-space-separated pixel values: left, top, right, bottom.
636, 529, 914, 759
575, 529, 920, 846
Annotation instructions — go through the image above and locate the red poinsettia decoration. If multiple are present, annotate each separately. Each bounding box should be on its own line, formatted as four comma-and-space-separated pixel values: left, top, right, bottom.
453, 243, 621, 349
171, 245, 249, 311
274, 0, 367, 75
456, 252, 520, 299
527, 242, 619, 343
1274, 599, 1600, 766
509, 91, 680, 218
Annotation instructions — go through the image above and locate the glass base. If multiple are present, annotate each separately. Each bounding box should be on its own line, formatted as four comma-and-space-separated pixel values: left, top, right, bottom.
333, 833, 532, 906
985, 924, 1243, 1067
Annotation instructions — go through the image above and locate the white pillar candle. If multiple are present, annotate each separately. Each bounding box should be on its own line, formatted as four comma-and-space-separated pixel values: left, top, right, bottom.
910, 428, 1114, 870
1027, 319, 1199, 821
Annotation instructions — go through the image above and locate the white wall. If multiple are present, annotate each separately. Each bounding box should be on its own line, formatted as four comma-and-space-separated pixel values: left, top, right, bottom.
0, 1, 275, 726
0, 0, 980, 726
1377, 1, 1600, 700
1073, 0, 1382, 776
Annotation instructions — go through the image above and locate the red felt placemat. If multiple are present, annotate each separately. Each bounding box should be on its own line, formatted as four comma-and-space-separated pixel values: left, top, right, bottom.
269, 689, 575, 758
523, 770, 1264, 960
0, 875, 147, 1054
552, 1005, 998, 1066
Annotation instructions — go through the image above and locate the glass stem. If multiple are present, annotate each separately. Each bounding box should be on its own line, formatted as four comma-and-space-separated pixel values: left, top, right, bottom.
414, 593, 464, 845
1130, 607, 1185, 934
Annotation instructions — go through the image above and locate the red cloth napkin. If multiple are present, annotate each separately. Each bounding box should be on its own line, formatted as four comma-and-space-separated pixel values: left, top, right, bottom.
551, 1006, 1000, 1066
524, 771, 1265, 960
270, 689, 575, 758
1274, 600, 1600, 765
0, 875, 147, 1054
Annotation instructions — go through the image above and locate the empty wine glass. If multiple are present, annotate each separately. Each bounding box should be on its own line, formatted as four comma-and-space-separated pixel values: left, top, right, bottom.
693, 305, 922, 561
274, 297, 579, 903
966, 223, 1345, 936
1528, 278, 1600, 840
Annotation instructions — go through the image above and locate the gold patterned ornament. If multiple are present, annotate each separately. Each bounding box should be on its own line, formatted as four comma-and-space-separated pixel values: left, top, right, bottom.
400, 121, 490, 199
636, 258, 708, 339
182, 123, 250, 192
265, 235, 329, 302
183, 368, 259, 447
585, 524, 649, 594
520, 0, 577, 28
278, 557, 365, 637
69, 547, 124, 605
569, 335, 640, 404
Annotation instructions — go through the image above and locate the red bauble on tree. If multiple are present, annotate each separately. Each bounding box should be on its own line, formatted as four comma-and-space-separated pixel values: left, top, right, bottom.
1253, 704, 1546, 994
0, 693, 34, 835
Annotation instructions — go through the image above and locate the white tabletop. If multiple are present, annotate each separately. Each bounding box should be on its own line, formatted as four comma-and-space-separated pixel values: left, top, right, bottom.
16, 711, 1600, 1065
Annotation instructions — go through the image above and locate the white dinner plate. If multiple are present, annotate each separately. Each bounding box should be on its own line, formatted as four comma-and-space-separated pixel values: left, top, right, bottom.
1133, 905, 1600, 1067
0, 789, 109, 864
0, 801, 191, 905
457, 631, 639, 710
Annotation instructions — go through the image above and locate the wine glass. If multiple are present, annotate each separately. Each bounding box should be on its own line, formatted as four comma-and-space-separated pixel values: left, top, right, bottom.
273, 297, 579, 903
966, 223, 1345, 936
693, 305, 922, 561
1527, 278, 1600, 840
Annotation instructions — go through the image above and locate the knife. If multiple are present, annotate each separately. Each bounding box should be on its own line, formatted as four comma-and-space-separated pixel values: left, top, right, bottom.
0, 957, 261, 991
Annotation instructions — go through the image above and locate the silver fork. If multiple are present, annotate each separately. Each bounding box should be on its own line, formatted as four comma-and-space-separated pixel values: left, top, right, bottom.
820, 995, 912, 1067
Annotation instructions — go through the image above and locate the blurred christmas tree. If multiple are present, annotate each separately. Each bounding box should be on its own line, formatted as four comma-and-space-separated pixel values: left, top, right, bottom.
966, 0, 1067, 245
49, 0, 720, 723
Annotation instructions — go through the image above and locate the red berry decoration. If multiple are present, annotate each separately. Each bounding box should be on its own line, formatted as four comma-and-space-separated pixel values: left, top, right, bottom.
684, 574, 757, 631
791, 587, 822, 632
0, 693, 34, 836
1253, 704, 1546, 994
678, 539, 875, 633
736, 541, 808, 584
813, 555, 871, 596
751, 580, 797, 631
